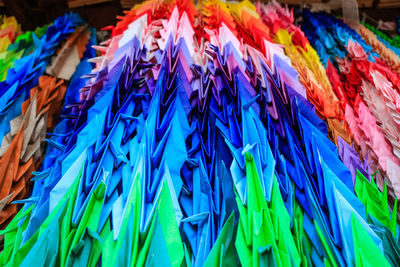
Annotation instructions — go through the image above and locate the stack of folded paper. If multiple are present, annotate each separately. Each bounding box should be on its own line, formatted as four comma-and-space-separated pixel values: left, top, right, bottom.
302, 11, 400, 202
363, 22, 400, 57
0, 24, 48, 82
257, 3, 353, 146
0, 13, 97, 232
256, 2, 375, 194
358, 24, 400, 73
0, 1, 398, 266
0, 16, 21, 54
359, 22, 400, 73
301, 10, 378, 67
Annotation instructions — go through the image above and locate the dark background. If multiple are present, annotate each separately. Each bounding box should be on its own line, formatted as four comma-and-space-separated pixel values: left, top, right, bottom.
0, 0, 124, 30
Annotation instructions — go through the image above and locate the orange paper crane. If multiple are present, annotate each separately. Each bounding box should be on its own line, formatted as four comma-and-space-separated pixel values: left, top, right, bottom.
0, 76, 66, 229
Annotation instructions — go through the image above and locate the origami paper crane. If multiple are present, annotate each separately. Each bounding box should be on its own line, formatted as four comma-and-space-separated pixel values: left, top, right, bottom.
0, 1, 398, 267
